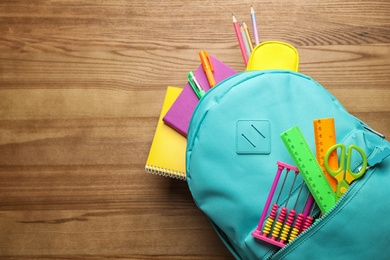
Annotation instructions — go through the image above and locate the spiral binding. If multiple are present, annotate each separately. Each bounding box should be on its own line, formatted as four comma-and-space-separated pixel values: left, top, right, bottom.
145, 165, 186, 180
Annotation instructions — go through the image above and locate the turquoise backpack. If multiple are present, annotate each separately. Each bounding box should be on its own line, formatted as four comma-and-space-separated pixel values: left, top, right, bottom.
186, 69, 390, 259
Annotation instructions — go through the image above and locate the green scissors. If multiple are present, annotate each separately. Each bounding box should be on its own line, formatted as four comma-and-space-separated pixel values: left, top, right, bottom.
324, 144, 367, 201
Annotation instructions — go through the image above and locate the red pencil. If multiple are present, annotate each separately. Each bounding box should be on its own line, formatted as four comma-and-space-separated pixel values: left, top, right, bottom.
232, 14, 248, 65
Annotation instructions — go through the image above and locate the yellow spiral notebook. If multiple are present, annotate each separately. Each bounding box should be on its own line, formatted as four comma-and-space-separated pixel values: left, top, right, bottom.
145, 86, 186, 180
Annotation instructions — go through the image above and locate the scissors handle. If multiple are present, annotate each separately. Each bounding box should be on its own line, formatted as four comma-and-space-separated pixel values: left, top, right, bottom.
345, 145, 367, 182
324, 144, 368, 201
324, 144, 345, 179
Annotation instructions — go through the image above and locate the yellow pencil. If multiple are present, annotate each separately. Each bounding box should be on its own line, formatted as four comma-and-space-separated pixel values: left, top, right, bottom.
243, 22, 254, 51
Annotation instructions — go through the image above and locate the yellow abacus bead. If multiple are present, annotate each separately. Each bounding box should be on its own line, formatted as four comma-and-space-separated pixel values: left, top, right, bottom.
280, 224, 291, 242
262, 218, 274, 235
288, 227, 300, 242
272, 221, 283, 238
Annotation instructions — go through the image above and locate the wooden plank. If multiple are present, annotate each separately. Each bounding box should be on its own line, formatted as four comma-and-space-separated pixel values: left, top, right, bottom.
0, 0, 389, 258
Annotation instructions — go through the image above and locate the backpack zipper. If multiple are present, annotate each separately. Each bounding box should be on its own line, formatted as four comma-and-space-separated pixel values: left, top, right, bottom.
267, 146, 384, 259
361, 123, 386, 139
266, 176, 358, 260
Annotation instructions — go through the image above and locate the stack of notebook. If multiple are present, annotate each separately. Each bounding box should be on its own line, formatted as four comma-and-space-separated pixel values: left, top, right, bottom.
145, 6, 266, 180
145, 56, 237, 180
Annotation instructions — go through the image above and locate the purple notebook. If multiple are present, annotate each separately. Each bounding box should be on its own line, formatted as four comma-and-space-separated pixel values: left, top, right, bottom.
163, 56, 237, 137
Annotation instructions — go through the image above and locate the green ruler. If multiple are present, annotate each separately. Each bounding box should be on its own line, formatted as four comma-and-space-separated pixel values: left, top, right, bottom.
280, 126, 336, 214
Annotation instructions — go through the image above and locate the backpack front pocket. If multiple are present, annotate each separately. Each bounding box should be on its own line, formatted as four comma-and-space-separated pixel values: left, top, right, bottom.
245, 131, 390, 259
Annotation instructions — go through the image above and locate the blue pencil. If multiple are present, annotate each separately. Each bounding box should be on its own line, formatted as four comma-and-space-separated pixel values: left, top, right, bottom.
251, 5, 259, 45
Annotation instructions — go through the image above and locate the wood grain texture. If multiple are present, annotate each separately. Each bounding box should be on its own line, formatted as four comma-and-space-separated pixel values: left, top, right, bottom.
0, 0, 389, 259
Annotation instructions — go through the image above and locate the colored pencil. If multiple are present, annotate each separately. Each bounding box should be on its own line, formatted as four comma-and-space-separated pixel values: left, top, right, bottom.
243, 22, 254, 51
251, 5, 259, 45
240, 23, 251, 58
232, 14, 248, 65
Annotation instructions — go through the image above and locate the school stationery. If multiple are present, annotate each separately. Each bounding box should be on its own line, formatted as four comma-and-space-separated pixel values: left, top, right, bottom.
145, 86, 186, 180
324, 144, 367, 201
281, 125, 336, 214
199, 51, 216, 87
186, 67, 390, 259
243, 22, 254, 51
313, 118, 338, 192
188, 71, 205, 99
240, 23, 252, 58
252, 161, 315, 247
232, 14, 248, 65
250, 5, 259, 45
163, 56, 236, 137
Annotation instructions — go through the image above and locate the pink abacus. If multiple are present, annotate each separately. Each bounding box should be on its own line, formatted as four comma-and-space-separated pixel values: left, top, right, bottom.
252, 161, 315, 248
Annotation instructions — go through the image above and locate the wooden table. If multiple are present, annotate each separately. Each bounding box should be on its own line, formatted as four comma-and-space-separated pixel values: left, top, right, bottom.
1, 1, 389, 259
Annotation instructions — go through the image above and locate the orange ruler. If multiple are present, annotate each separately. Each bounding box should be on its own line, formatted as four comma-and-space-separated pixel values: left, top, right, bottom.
313, 118, 338, 192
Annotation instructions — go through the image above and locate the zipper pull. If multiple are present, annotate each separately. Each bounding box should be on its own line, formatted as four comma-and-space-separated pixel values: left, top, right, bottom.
362, 125, 386, 139
367, 147, 390, 168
